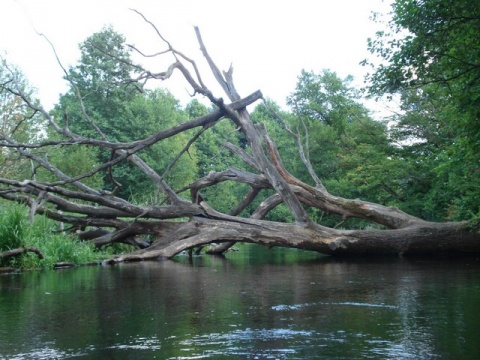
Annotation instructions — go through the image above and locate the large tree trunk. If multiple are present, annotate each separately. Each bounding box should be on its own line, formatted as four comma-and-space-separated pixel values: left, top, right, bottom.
0, 15, 479, 264
107, 216, 478, 263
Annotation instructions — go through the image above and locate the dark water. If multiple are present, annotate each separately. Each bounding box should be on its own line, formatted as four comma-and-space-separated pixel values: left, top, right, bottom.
1, 245, 480, 359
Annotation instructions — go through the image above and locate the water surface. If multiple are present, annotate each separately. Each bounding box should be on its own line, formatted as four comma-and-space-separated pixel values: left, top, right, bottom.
1, 245, 480, 359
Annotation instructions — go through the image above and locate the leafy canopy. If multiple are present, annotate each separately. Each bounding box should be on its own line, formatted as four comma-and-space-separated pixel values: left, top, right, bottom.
366, 0, 480, 221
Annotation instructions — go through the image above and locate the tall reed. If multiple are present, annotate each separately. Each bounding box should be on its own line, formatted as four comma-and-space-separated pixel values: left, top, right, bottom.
0, 203, 107, 269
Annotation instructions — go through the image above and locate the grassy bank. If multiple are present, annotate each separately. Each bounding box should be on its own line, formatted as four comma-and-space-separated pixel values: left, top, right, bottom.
0, 204, 112, 270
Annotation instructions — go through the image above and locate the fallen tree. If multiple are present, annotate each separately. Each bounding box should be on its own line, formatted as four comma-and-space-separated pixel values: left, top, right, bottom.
0, 16, 479, 263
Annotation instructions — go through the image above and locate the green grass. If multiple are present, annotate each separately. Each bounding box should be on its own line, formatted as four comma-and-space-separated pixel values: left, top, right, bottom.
0, 203, 110, 270
0, 205, 26, 251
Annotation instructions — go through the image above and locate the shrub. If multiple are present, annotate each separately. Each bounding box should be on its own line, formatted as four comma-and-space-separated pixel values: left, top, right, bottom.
0, 202, 108, 269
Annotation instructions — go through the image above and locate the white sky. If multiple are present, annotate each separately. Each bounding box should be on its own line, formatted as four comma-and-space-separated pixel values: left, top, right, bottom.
0, 0, 392, 112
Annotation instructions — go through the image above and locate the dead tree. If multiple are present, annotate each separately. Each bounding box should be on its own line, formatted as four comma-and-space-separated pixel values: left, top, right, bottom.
0, 16, 479, 263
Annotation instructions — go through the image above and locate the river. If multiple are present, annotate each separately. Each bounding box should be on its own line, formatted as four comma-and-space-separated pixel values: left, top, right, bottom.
1, 244, 480, 359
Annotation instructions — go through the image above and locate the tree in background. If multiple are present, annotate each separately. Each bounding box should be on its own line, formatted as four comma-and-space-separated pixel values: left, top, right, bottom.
0, 61, 45, 179
365, 0, 480, 221
185, 99, 254, 215
286, 70, 401, 227
60, 26, 142, 135
52, 28, 198, 201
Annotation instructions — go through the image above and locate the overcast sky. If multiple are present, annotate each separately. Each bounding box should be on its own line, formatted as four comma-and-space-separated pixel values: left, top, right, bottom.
1, 0, 392, 111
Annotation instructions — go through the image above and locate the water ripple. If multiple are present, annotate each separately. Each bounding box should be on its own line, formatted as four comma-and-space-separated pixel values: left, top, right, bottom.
108, 336, 162, 350
272, 301, 398, 311
174, 328, 314, 359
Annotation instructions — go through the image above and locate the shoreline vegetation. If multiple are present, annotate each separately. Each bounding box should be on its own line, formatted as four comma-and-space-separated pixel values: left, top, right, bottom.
0, 203, 122, 271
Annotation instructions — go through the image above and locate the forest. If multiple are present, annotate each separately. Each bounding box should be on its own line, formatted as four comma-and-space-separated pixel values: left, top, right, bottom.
1, 0, 479, 268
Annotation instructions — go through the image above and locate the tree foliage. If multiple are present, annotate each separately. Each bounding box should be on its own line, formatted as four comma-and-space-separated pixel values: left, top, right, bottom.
0, 61, 45, 179
53, 28, 198, 200
285, 70, 401, 227
366, 0, 480, 221
367, 0, 480, 94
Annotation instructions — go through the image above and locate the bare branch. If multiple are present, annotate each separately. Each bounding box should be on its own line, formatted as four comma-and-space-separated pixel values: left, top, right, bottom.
264, 100, 325, 189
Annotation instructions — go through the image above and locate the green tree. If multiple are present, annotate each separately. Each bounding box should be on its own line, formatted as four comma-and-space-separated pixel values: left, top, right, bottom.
117, 89, 199, 203
387, 84, 478, 221
52, 28, 197, 201
57, 26, 142, 138
366, 0, 480, 221
288, 70, 364, 135
287, 70, 396, 210
50, 27, 142, 197
366, 0, 480, 96
0, 61, 45, 179
185, 99, 253, 214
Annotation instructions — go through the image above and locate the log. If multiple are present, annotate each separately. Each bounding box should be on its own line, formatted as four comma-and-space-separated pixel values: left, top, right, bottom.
54, 262, 76, 269
108, 216, 480, 262
0, 246, 44, 260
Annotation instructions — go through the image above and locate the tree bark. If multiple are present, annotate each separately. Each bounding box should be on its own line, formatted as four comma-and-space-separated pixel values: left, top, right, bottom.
107, 216, 479, 263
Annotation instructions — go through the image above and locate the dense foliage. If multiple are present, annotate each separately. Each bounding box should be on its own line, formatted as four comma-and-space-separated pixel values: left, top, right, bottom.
52, 27, 198, 200
365, 0, 480, 221
0, 202, 106, 269
0, 62, 45, 180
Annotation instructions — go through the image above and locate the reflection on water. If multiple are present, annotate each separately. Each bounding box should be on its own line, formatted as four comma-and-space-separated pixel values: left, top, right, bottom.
1, 244, 480, 359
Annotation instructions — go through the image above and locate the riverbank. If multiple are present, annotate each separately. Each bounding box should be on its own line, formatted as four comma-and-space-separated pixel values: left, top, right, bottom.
0, 204, 119, 270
